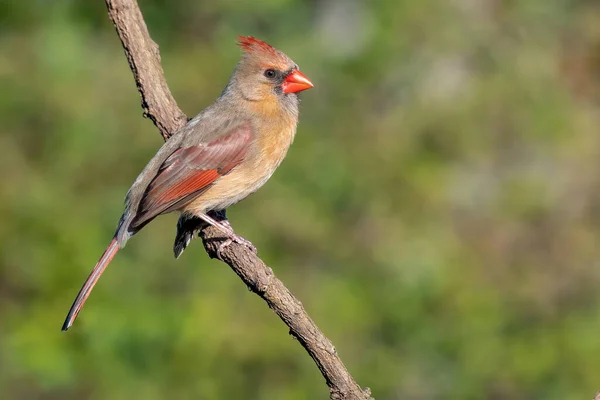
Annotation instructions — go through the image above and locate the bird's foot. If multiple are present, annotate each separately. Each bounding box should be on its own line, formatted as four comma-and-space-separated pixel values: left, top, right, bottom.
193, 211, 257, 258
216, 234, 257, 259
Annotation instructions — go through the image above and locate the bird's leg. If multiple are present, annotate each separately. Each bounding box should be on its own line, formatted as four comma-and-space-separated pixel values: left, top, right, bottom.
196, 211, 257, 258
212, 223, 257, 258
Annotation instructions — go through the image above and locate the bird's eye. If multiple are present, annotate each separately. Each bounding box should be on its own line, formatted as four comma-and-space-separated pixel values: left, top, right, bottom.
264, 69, 276, 78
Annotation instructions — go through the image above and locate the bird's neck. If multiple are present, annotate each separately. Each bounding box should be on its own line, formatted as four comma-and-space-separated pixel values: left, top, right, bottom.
219, 87, 299, 127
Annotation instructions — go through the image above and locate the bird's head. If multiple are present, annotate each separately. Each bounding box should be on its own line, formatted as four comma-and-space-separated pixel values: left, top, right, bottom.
230, 36, 313, 108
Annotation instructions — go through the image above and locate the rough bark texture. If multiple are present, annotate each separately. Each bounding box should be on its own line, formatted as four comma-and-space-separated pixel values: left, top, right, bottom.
105, 0, 374, 399
106, 0, 187, 139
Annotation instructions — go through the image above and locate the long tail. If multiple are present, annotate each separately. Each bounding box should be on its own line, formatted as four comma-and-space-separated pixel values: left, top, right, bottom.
61, 237, 120, 331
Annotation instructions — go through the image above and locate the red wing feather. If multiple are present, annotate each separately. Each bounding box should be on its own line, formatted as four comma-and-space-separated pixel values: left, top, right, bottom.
131, 122, 253, 229
155, 170, 220, 203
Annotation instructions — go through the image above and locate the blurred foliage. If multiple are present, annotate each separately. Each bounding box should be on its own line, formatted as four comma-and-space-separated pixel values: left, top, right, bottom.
1, 0, 600, 399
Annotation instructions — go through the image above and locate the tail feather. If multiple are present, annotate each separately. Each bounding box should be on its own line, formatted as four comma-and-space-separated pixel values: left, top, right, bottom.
61, 237, 120, 331
173, 215, 206, 259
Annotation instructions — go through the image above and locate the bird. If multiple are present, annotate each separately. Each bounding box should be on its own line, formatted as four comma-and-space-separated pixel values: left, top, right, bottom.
61, 36, 313, 331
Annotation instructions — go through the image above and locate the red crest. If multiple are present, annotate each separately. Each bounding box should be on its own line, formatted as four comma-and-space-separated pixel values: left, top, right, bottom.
237, 36, 277, 55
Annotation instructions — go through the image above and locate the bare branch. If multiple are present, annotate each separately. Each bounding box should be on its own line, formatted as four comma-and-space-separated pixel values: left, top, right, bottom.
202, 213, 373, 400
106, 0, 188, 139
104, 0, 373, 398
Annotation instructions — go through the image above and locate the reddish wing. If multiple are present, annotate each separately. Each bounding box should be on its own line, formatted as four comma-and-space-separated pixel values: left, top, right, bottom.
131, 123, 253, 229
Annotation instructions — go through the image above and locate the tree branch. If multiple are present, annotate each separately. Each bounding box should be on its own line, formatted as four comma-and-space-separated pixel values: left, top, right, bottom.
106, 0, 187, 139
105, 0, 373, 398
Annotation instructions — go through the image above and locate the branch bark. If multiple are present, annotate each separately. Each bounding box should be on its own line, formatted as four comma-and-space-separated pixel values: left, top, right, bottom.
106, 0, 187, 140
105, 1, 373, 399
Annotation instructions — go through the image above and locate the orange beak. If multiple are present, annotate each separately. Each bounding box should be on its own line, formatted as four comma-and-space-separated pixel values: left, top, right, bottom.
282, 69, 314, 94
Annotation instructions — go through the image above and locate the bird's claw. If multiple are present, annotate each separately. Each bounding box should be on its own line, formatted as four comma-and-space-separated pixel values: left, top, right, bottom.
234, 234, 257, 253
216, 234, 257, 259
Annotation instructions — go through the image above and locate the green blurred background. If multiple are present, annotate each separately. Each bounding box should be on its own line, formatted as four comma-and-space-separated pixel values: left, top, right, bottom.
2, 0, 600, 399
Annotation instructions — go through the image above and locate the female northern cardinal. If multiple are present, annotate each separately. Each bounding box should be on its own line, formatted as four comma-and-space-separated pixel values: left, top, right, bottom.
61, 36, 313, 331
